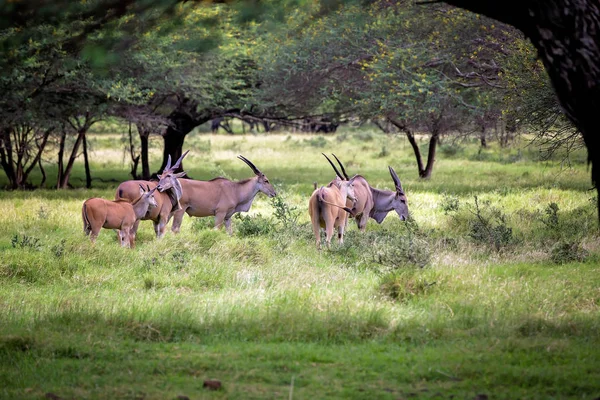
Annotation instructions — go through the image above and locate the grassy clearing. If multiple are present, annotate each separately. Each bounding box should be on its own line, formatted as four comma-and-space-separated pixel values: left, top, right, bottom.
1, 129, 599, 399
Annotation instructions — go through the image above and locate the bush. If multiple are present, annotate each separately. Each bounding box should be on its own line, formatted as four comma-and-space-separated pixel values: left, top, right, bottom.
440, 194, 460, 215
353, 131, 374, 141
541, 202, 560, 229
379, 270, 437, 302
271, 195, 300, 230
191, 217, 215, 231
466, 197, 516, 251
550, 240, 588, 264
302, 136, 328, 148
376, 144, 389, 158
439, 144, 462, 157
11, 234, 42, 251
235, 213, 275, 237
350, 221, 432, 270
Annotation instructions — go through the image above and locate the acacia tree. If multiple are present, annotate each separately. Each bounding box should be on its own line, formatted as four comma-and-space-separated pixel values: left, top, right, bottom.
257, 3, 529, 178
438, 0, 600, 215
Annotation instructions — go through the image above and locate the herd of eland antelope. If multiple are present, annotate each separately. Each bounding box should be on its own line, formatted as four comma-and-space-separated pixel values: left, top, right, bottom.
82, 151, 408, 249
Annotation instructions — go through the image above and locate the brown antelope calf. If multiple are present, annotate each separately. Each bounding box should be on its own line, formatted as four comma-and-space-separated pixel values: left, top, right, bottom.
308, 154, 357, 249
158, 155, 277, 235
82, 185, 158, 248
115, 151, 188, 240
330, 154, 409, 230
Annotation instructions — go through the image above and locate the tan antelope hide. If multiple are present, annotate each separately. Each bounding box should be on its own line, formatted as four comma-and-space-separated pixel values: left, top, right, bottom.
115, 151, 188, 239
330, 154, 409, 230
308, 154, 357, 249
82, 184, 157, 248
165, 155, 277, 234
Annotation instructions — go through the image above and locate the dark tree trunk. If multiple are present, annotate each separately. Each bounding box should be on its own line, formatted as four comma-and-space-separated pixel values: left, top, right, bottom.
405, 130, 426, 176
140, 130, 150, 180
388, 117, 438, 179
56, 129, 66, 189
441, 0, 600, 217
158, 108, 210, 174
58, 130, 84, 189
82, 132, 92, 188
421, 131, 439, 179
480, 126, 487, 148
0, 127, 17, 188
22, 128, 52, 188
38, 156, 46, 187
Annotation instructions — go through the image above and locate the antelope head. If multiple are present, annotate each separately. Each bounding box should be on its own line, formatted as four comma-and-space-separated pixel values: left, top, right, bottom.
388, 166, 409, 221
322, 153, 357, 204
139, 184, 159, 209
238, 155, 277, 198
156, 150, 189, 209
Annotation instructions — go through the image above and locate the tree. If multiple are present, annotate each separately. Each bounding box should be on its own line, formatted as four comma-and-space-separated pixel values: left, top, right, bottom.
439, 0, 600, 215
257, 3, 526, 178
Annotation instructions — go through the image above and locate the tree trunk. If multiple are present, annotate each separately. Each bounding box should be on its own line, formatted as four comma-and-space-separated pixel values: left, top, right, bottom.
421, 131, 439, 179
158, 108, 209, 174
388, 118, 429, 177
38, 156, 46, 187
22, 127, 52, 188
82, 132, 92, 188
480, 126, 487, 148
58, 130, 84, 189
405, 131, 426, 176
56, 129, 66, 189
0, 127, 17, 188
140, 130, 150, 180
441, 0, 600, 217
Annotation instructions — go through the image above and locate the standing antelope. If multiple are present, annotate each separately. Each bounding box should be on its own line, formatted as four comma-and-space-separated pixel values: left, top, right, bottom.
330, 154, 409, 230
163, 155, 277, 235
309, 154, 357, 249
115, 151, 188, 240
82, 185, 158, 248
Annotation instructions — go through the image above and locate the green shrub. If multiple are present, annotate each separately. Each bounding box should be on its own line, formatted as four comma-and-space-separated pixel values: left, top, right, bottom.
271, 195, 300, 230
542, 202, 560, 229
191, 217, 214, 231
302, 136, 328, 148
349, 222, 431, 270
353, 131, 373, 141
550, 240, 588, 264
439, 143, 462, 157
235, 213, 275, 237
11, 234, 42, 251
466, 197, 516, 251
379, 270, 437, 302
440, 194, 460, 215
377, 144, 389, 158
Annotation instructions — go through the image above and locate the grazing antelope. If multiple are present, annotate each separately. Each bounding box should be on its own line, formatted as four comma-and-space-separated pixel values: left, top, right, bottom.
115, 151, 188, 239
165, 155, 277, 234
308, 154, 357, 249
330, 154, 409, 230
82, 185, 158, 248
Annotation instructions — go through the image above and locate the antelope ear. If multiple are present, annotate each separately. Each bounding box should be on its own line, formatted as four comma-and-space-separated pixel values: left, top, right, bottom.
139, 184, 145, 195
174, 171, 187, 178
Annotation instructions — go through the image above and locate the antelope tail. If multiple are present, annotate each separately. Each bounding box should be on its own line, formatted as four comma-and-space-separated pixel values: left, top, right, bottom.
317, 187, 355, 216
82, 203, 91, 234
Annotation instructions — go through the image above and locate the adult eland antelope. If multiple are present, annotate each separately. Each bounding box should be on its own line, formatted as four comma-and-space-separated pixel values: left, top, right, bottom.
308, 154, 357, 249
115, 151, 188, 239
82, 184, 158, 248
165, 155, 277, 234
330, 154, 409, 230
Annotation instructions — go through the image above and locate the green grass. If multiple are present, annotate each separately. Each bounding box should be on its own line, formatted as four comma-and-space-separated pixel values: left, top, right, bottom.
1, 129, 599, 399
